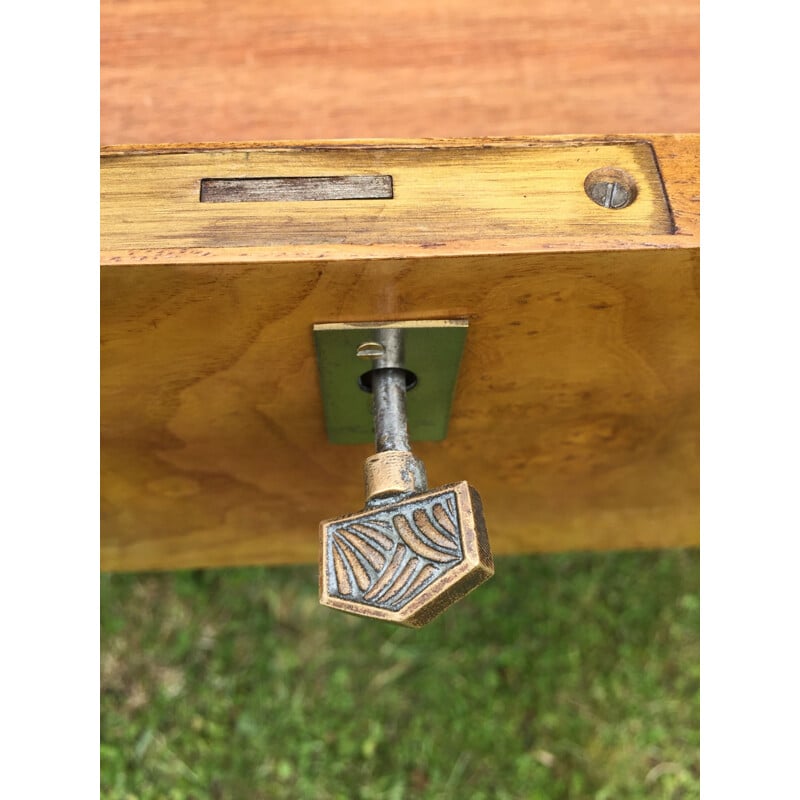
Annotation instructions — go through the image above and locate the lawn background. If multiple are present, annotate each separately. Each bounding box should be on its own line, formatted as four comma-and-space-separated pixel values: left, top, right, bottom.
101, 548, 699, 799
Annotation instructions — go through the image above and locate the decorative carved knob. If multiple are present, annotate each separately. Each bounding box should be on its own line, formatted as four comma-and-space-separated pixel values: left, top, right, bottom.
319, 330, 493, 627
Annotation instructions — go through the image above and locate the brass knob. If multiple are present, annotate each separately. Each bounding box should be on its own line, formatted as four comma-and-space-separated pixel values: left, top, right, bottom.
319, 331, 493, 627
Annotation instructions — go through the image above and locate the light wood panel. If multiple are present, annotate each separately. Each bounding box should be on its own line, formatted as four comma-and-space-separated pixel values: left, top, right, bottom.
100, 0, 699, 146
101, 135, 698, 264
102, 138, 677, 261
101, 135, 698, 571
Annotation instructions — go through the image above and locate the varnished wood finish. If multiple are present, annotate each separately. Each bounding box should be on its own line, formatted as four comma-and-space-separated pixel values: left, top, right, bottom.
101, 136, 698, 571
101, 0, 698, 146
101, 136, 697, 264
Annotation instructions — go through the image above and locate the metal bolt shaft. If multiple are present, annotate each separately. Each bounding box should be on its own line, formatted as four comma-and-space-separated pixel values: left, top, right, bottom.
360, 328, 427, 502
372, 368, 411, 452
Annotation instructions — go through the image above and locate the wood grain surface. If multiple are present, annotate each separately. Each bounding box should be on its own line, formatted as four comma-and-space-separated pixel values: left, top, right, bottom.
101, 135, 698, 571
100, 0, 699, 146
101, 135, 697, 265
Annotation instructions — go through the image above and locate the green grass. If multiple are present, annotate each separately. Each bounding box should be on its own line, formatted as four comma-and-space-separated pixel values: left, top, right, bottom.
100, 549, 699, 799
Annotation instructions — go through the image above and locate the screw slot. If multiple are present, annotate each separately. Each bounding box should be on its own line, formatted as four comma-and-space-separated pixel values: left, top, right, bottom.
584, 168, 638, 209
356, 341, 386, 360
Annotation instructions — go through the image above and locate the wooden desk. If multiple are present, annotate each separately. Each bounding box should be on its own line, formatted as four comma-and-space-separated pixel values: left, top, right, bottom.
101, 135, 698, 571
101, 0, 698, 145
101, 0, 698, 571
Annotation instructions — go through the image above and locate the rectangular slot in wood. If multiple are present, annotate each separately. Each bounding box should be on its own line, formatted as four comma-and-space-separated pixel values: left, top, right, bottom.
199, 175, 394, 202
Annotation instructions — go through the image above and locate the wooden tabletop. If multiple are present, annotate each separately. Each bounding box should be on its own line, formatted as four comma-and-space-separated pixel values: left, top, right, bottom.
101, 0, 698, 146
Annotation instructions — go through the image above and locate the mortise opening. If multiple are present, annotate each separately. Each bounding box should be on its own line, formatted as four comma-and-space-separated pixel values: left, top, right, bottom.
358, 369, 418, 393
200, 175, 393, 203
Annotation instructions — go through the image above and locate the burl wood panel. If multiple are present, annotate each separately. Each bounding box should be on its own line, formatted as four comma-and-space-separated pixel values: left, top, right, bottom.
101, 0, 699, 146
101, 135, 698, 571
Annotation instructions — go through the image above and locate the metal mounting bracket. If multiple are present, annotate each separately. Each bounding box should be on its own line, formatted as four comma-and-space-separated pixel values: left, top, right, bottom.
313, 320, 468, 445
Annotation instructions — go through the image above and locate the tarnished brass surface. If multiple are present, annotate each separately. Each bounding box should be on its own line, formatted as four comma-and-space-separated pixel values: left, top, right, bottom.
319, 481, 493, 628
364, 451, 427, 503
318, 323, 493, 626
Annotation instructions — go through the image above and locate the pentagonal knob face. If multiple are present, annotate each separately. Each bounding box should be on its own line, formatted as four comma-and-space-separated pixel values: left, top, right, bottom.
319, 481, 493, 627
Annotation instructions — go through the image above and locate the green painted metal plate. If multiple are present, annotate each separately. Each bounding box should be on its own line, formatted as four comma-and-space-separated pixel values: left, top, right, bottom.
313, 320, 468, 445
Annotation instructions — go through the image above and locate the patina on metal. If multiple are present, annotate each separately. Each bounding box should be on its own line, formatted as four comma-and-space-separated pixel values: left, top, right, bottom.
319, 324, 493, 628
